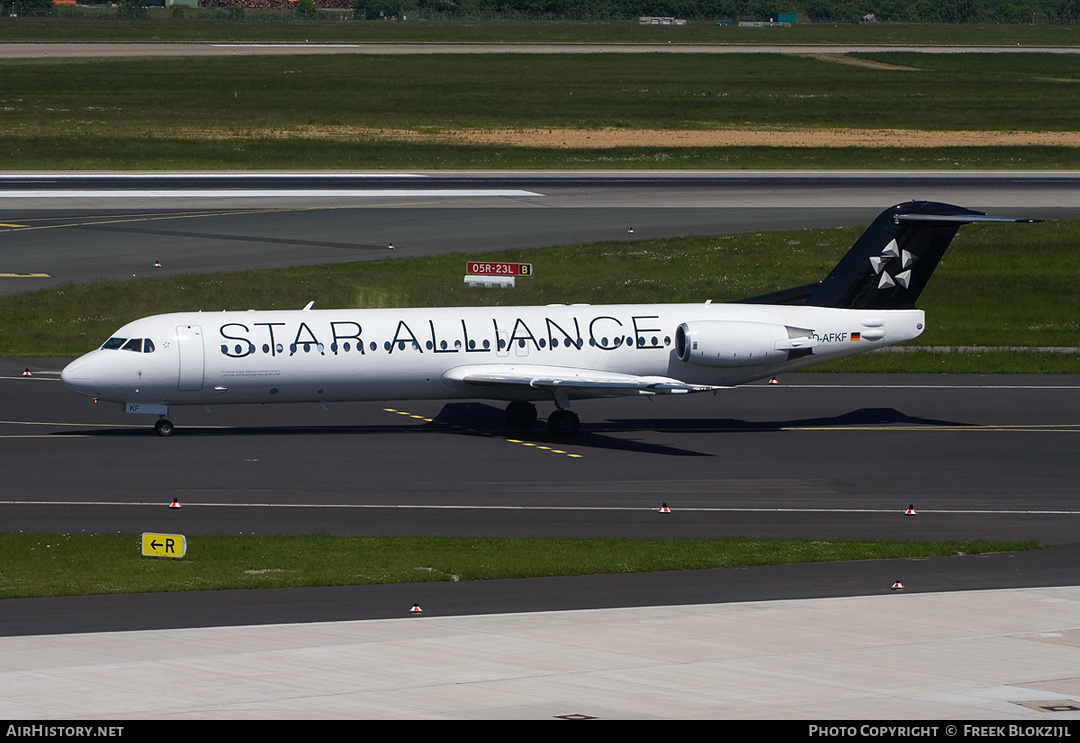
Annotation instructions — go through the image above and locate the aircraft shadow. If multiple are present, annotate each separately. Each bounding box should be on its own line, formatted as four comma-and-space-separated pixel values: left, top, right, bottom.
428, 404, 970, 456
49, 405, 967, 458
597, 407, 971, 434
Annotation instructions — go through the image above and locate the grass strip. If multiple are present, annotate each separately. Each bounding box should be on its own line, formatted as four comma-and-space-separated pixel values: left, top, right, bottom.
2, 140, 1079, 171
815, 350, 1080, 374
0, 533, 1041, 599
4, 219, 1079, 373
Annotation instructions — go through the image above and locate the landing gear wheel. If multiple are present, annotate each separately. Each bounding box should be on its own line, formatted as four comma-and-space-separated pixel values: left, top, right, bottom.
154, 419, 175, 437
505, 401, 538, 429
547, 409, 580, 438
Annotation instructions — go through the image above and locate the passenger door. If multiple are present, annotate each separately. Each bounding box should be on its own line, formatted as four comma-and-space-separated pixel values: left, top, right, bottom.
175, 324, 204, 391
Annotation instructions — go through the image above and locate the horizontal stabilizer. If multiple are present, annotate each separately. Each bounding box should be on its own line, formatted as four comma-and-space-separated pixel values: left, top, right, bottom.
896, 214, 1039, 225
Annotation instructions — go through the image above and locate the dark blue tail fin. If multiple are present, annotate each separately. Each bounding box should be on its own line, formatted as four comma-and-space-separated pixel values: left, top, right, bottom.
737, 201, 1038, 310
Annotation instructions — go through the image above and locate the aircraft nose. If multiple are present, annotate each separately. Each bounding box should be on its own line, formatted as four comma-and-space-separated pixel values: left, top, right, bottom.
61, 357, 97, 397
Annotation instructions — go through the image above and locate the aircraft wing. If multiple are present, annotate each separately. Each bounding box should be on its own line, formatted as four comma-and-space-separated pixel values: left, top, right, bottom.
442, 364, 726, 398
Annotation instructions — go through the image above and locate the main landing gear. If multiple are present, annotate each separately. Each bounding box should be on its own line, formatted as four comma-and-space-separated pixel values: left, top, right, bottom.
546, 408, 580, 437
154, 418, 175, 437
505, 400, 537, 429
504, 401, 581, 438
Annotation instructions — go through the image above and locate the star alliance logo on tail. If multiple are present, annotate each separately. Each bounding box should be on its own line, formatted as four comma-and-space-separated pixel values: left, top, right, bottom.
869, 238, 916, 290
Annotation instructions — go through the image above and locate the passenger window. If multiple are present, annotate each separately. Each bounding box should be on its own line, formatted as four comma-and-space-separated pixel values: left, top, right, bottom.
121, 338, 142, 352
143, 339, 155, 353
101, 337, 126, 350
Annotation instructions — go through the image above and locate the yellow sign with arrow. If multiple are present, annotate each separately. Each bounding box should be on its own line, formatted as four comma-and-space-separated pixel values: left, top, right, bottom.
141, 532, 187, 558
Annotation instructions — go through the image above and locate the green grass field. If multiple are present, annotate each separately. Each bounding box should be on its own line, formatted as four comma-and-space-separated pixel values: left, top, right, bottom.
37, 50, 1080, 130
0, 533, 1040, 598
17, 52, 1080, 131
2, 51, 1080, 169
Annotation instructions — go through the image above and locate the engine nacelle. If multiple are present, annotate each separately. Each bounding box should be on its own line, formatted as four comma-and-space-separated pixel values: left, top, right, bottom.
675, 321, 814, 367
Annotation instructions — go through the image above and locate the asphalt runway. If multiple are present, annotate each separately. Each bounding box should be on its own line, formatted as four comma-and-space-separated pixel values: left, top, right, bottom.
5, 359, 1079, 543
3, 170, 1080, 297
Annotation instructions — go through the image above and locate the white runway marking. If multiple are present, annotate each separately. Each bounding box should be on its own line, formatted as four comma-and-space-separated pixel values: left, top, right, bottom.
0, 189, 540, 199
0, 173, 428, 180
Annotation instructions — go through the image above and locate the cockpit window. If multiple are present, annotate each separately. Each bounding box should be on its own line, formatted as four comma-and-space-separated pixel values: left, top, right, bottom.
101, 337, 155, 352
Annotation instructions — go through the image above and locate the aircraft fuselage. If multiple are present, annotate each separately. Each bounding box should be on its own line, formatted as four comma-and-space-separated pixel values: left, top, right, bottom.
61, 302, 924, 408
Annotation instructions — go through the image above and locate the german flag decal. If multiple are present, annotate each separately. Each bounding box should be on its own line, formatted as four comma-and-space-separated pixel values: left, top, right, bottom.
851, 332, 861, 341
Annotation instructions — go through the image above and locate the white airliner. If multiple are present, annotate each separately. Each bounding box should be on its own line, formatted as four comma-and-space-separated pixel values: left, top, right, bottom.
61, 202, 1035, 437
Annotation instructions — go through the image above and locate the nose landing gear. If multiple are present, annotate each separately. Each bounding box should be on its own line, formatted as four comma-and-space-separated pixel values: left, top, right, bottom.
154, 418, 175, 437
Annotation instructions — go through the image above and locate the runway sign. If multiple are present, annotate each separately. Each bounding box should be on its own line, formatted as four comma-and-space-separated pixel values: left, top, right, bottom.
141, 532, 187, 558
465, 261, 532, 277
